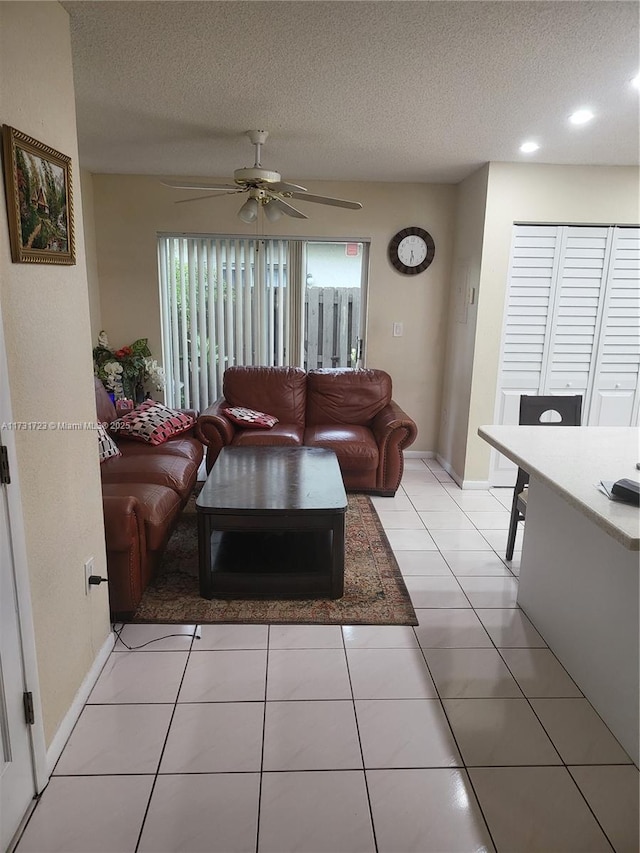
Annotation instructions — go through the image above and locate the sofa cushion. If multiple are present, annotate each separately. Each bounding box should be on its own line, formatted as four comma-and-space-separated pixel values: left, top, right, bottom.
100, 452, 198, 497
306, 369, 392, 426
223, 366, 307, 426
223, 406, 279, 429
232, 424, 304, 448
118, 434, 203, 463
102, 482, 181, 551
97, 423, 121, 462
304, 424, 379, 471
110, 401, 195, 445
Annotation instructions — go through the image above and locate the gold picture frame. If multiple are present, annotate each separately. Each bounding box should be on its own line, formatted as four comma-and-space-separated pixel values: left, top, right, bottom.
2, 125, 75, 265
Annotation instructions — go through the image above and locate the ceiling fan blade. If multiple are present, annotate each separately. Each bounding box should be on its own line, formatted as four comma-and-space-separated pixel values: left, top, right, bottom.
269, 180, 308, 193
162, 180, 241, 192
269, 196, 308, 219
288, 192, 362, 210
174, 191, 245, 205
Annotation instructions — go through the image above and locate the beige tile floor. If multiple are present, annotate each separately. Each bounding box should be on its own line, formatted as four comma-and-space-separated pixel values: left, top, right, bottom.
14, 459, 639, 853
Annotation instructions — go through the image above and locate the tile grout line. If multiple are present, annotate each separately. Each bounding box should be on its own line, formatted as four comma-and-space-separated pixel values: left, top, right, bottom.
341, 625, 380, 853
132, 626, 198, 853
254, 625, 271, 853
410, 624, 499, 852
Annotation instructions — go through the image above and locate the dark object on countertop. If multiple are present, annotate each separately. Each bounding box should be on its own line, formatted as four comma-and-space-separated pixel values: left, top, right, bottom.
611, 479, 640, 506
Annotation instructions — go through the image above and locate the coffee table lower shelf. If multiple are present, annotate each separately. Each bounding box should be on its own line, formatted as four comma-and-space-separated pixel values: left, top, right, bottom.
206, 529, 337, 598
197, 514, 345, 600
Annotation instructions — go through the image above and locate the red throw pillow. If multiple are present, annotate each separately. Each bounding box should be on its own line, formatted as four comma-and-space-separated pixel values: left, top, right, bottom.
222, 406, 279, 429
109, 401, 195, 445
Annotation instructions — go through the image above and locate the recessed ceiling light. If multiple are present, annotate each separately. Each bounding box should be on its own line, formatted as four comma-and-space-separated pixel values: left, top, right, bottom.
520, 141, 540, 154
632, 73, 640, 89
569, 108, 594, 125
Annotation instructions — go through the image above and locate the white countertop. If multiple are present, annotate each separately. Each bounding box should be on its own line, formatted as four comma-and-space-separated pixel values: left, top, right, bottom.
478, 426, 640, 551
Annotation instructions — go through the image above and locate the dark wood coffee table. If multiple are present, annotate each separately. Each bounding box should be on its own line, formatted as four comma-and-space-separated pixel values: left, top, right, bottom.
195, 446, 348, 599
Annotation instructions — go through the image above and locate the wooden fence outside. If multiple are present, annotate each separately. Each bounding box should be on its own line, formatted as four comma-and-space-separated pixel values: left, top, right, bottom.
304, 286, 360, 369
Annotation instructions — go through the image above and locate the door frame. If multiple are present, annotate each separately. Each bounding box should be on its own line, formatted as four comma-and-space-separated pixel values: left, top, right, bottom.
0, 303, 48, 806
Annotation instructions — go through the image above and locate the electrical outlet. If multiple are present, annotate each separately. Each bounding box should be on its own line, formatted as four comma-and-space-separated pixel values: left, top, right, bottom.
84, 557, 95, 594
393, 322, 403, 337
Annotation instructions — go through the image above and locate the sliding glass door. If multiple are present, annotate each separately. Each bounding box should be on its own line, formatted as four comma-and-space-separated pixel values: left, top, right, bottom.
158, 234, 368, 409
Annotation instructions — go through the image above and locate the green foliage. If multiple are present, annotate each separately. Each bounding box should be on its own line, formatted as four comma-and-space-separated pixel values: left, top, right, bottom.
93, 336, 154, 400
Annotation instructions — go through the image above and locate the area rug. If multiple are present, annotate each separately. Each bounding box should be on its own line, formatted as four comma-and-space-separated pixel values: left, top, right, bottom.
132, 492, 417, 625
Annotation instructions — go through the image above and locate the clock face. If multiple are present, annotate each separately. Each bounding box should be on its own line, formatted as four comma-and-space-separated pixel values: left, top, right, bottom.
398, 235, 427, 267
388, 227, 436, 275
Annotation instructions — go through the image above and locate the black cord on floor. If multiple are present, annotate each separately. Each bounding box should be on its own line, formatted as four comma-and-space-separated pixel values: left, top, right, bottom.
112, 622, 200, 650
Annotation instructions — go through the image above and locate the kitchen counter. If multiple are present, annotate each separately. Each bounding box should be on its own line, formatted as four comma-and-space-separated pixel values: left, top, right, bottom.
478, 426, 639, 549
479, 425, 639, 765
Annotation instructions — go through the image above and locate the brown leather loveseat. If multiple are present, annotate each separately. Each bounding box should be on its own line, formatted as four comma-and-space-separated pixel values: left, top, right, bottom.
195, 367, 417, 496
95, 378, 203, 618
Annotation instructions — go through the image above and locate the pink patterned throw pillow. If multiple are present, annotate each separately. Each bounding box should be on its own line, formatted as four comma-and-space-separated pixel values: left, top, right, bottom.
109, 400, 195, 445
222, 406, 279, 429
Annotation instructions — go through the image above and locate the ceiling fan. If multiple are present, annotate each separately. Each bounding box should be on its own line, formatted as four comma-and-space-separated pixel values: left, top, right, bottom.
161, 130, 363, 223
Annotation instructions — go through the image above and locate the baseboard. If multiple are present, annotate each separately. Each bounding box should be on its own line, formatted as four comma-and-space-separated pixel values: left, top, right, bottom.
435, 454, 460, 484
460, 479, 492, 490
404, 450, 434, 459
435, 454, 490, 490
45, 630, 115, 777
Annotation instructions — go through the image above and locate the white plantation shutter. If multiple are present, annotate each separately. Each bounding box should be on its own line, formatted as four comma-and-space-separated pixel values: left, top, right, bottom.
492, 224, 640, 485
589, 227, 640, 425
491, 226, 560, 483
542, 226, 611, 396
496, 226, 559, 428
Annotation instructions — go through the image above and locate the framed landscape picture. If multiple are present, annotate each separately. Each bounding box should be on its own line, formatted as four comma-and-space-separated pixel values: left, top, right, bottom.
2, 125, 75, 265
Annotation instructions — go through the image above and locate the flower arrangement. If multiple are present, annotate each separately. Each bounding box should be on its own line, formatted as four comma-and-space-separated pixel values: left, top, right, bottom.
93, 330, 164, 401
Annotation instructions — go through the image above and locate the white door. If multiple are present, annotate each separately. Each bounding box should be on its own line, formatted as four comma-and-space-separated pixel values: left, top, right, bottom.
490, 225, 560, 485
0, 445, 37, 851
491, 224, 640, 486
588, 227, 640, 426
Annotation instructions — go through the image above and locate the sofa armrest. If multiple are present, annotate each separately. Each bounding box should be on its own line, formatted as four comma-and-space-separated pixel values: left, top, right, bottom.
102, 494, 147, 618
103, 494, 146, 552
195, 398, 237, 471
370, 400, 418, 495
371, 400, 418, 444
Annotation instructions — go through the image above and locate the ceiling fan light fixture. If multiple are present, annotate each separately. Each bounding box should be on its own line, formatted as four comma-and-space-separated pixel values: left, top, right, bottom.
238, 197, 259, 223
263, 200, 283, 222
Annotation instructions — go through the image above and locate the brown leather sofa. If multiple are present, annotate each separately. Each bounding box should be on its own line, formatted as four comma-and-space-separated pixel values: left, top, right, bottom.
195, 367, 417, 496
95, 378, 203, 618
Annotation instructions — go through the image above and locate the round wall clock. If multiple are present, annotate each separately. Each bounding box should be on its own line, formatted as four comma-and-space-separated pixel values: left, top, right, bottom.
388, 227, 436, 275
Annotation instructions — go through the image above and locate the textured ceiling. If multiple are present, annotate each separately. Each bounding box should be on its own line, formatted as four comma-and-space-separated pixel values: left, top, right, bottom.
63, 0, 639, 183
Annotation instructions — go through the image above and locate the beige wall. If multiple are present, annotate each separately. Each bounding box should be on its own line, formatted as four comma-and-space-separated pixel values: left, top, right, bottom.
81, 169, 102, 341
92, 175, 457, 450
441, 162, 640, 484
0, 2, 111, 746
437, 165, 488, 480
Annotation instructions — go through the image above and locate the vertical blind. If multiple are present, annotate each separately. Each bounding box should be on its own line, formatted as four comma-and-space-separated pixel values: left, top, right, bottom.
158, 235, 293, 409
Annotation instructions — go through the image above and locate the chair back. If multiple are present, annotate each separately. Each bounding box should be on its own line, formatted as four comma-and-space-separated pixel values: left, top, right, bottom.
518, 395, 582, 427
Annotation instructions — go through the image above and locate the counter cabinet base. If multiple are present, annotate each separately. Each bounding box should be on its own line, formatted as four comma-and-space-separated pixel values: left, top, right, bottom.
519, 478, 639, 766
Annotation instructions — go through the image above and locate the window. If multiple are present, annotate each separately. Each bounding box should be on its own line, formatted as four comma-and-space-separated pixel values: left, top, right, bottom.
157, 235, 368, 408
